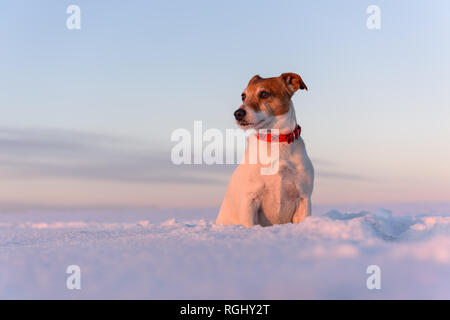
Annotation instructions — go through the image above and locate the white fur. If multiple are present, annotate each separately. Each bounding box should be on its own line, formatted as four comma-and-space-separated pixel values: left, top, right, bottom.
216, 103, 314, 227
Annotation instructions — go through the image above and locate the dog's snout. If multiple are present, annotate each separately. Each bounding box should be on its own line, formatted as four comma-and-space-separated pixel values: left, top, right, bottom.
234, 109, 246, 121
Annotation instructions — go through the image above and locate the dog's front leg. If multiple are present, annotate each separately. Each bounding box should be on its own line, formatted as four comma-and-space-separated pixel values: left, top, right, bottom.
292, 197, 311, 224
238, 196, 260, 228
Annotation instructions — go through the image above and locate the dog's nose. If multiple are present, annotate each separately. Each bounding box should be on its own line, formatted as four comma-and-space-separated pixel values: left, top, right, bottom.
234, 109, 246, 121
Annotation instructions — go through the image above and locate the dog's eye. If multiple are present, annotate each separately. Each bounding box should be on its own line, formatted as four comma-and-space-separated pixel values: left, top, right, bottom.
259, 91, 270, 99
241, 93, 246, 101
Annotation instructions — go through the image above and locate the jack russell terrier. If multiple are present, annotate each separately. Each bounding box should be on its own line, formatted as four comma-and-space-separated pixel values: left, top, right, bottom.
216, 73, 314, 227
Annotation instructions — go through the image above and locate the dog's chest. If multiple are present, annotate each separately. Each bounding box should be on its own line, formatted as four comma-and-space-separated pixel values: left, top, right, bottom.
258, 161, 301, 225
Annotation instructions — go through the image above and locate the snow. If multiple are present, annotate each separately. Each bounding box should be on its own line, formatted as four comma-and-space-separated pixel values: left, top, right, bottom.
1, 206, 450, 299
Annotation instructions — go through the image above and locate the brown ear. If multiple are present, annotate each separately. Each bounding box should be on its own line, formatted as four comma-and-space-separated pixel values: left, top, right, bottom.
281, 73, 307, 95
248, 75, 262, 85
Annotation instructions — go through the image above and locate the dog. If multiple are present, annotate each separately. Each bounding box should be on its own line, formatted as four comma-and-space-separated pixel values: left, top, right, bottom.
216, 73, 314, 227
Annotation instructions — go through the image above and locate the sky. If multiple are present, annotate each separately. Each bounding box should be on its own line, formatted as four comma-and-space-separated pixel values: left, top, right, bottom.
0, 0, 449, 210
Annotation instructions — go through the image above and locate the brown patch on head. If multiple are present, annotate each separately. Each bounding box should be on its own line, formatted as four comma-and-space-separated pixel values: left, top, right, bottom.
241, 73, 307, 116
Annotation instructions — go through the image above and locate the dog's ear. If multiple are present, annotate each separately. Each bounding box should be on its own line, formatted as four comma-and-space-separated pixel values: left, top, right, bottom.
248, 75, 262, 85
281, 73, 307, 95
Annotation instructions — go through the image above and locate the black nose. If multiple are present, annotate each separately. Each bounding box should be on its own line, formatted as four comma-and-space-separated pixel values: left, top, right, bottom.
234, 109, 246, 121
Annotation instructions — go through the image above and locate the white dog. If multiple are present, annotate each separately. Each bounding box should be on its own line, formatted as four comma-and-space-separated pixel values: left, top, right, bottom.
216, 73, 314, 227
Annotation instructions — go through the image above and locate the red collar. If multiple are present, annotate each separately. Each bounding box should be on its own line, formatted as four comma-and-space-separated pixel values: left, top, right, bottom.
256, 125, 302, 144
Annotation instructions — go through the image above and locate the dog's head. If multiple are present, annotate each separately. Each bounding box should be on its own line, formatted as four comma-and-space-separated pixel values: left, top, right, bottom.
234, 73, 307, 130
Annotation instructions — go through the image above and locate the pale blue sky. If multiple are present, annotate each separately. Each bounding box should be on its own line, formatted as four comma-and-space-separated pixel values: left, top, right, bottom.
1, 1, 449, 209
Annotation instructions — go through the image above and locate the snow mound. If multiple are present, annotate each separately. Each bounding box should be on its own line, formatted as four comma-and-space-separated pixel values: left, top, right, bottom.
1, 208, 450, 299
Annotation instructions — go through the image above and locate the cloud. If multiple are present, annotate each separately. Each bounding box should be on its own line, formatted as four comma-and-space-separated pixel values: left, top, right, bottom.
0, 127, 232, 185
0, 127, 367, 185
